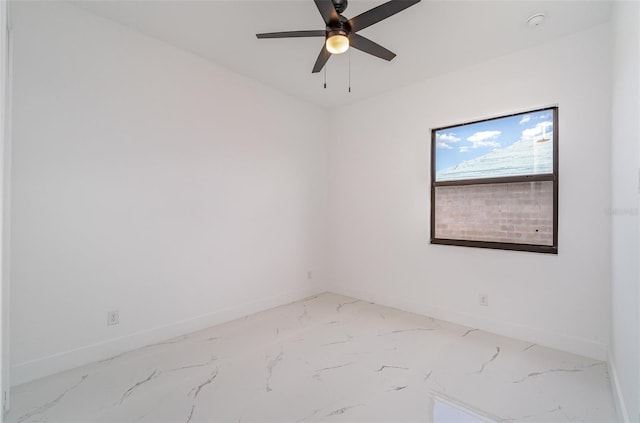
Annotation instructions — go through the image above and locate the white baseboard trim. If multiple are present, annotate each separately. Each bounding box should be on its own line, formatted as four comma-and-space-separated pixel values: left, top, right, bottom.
607, 348, 631, 423
11, 287, 323, 386
328, 285, 607, 361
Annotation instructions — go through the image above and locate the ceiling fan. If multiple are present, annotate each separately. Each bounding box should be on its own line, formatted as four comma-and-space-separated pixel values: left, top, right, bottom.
256, 0, 421, 73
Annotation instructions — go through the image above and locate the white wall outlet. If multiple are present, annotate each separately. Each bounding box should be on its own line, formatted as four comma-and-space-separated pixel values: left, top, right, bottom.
479, 294, 489, 307
107, 310, 119, 326
307, 270, 312, 280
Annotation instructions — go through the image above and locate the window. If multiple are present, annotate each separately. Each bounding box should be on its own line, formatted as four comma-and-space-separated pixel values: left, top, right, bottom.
430, 107, 558, 254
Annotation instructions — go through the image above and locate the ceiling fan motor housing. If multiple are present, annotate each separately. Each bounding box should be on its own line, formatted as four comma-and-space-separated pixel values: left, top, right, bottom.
327, 28, 348, 39
327, 16, 351, 37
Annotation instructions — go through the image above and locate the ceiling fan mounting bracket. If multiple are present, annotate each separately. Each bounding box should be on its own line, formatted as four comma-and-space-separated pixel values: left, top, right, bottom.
332, 0, 348, 14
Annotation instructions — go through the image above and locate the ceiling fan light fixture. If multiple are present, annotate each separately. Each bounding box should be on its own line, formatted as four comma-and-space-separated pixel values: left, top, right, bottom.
326, 31, 349, 54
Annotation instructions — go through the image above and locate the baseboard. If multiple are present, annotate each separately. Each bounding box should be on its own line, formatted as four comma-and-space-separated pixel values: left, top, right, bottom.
11, 287, 323, 387
607, 348, 631, 423
328, 285, 607, 361
12, 285, 608, 386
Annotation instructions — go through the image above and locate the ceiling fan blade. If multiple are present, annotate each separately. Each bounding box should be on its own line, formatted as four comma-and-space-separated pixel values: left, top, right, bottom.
312, 45, 332, 73
256, 30, 326, 39
348, 0, 420, 33
314, 0, 340, 26
349, 34, 396, 61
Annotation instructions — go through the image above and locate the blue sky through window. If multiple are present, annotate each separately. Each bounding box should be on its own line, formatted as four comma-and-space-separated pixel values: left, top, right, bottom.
434, 109, 554, 181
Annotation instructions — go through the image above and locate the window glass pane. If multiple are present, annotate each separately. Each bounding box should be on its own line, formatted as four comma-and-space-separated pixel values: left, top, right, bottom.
435, 109, 554, 181
434, 181, 554, 246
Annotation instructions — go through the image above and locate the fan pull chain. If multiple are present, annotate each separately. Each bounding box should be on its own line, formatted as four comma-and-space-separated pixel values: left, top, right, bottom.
348, 49, 351, 93
324, 66, 327, 89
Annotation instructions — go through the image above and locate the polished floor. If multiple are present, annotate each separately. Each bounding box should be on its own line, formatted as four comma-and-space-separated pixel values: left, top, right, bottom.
7, 293, 617, 422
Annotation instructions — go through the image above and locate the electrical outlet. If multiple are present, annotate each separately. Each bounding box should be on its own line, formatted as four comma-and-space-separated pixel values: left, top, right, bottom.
307, 270, 312, 280
107, 310, 119, 326
479, 294, 489, 307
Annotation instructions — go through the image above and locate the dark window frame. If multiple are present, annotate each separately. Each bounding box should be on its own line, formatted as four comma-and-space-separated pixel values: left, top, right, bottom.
430, 107, 559, 254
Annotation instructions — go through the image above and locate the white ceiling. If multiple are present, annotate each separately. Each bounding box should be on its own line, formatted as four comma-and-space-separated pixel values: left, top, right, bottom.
72, 0, 612, 109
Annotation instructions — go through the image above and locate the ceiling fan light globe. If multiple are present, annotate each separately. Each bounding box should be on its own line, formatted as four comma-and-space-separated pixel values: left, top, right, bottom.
326, 34, 349, 54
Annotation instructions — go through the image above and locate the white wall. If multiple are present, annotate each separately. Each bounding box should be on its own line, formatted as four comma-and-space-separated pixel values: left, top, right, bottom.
327, 24, 612, 360
610, 1, 640, 421
9, 1, 328, 385
1, 0, 8, 415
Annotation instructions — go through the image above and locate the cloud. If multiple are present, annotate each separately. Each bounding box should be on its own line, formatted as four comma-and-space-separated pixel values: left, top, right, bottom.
459, 146, 470, 153
466, 131, 501, 148
467, 131, 501, 143
435, 132, 461, 149
436, 133, 461, 142
437, 141, 453, 149
522, 121, 553, 139
519, 115, 531, 124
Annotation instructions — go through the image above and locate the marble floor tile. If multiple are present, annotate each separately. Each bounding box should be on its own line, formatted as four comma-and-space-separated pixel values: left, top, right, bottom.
6, 293, 617, 422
